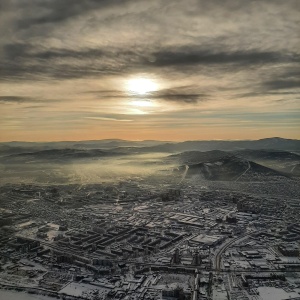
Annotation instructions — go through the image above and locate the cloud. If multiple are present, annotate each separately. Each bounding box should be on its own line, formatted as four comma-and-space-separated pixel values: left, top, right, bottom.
150, 49, 299, 68
0, 96, 58, 104
85, 117, 133, 122
0, 0, 299, 140
149, 87, 208, 103
1, 0, 299, 84
263, 79, 300, 91
13, 0, 134, 29
234, 67, 300, 99
0, 42, 142, 81
1, 39, 299, 83
2, 43, 107, 60
0, 96, 35, 103
84, 86, 208, 104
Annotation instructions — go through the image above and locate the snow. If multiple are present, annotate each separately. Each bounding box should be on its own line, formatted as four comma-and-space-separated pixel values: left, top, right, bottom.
257, 286, 300, 300
59, 282, 110, 297
0, 290, 55, 300
212, 283, 227, 300
18, 221, 35, 228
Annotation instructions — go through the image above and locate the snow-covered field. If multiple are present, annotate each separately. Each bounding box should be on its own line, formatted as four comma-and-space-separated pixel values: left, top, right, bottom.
0, 290, 55, 300
257, 286, 300, 300
60, 282, 110, 298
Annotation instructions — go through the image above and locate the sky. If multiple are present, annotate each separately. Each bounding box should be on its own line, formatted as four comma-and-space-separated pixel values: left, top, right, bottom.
0, 0, 299, 142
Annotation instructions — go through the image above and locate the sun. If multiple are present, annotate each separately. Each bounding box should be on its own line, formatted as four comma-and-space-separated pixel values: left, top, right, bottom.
126, 77, 158, 95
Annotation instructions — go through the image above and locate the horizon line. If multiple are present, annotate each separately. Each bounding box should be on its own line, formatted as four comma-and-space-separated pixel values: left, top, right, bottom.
1, 136, 298, 144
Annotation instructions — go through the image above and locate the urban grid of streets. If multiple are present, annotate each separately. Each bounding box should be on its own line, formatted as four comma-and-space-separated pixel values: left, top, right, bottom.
0, 173, 299, 300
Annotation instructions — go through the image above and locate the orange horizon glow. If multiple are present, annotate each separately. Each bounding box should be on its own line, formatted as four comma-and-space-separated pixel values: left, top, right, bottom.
1, 127, 299, 143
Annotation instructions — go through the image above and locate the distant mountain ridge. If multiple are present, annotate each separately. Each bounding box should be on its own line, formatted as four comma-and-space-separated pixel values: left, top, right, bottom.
1, 138, 299, 184
0, 148, 126, 162
151, 137, 300, 152
1, 137, 299, 154
0, 138, 299, 163
233, 149, 300, 161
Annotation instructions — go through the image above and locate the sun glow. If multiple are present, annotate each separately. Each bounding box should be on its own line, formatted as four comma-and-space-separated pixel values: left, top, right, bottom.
130, 100, 154, 107
126, 77, 158, 95
128, 99, 156, 114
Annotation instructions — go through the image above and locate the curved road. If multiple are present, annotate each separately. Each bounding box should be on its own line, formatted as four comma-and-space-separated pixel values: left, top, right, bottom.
215, 230, 263, 272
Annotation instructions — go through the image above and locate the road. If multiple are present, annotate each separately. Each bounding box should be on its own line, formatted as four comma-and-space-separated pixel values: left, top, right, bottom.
214, 236, 244, 271
291, 164, 298, 173
214, 230, 262, 272
178, 164, 189, 184
235, 161, 251, 182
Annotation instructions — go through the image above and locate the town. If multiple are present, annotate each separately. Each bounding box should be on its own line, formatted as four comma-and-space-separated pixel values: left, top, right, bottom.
0, 177, 299, 300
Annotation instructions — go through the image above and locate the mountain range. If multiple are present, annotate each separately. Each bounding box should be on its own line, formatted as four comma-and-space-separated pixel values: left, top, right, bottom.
1, 137, 299, 156
0, 137, 299, 183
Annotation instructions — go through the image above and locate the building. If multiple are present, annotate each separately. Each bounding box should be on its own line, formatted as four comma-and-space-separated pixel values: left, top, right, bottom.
278, 244, 299, 257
